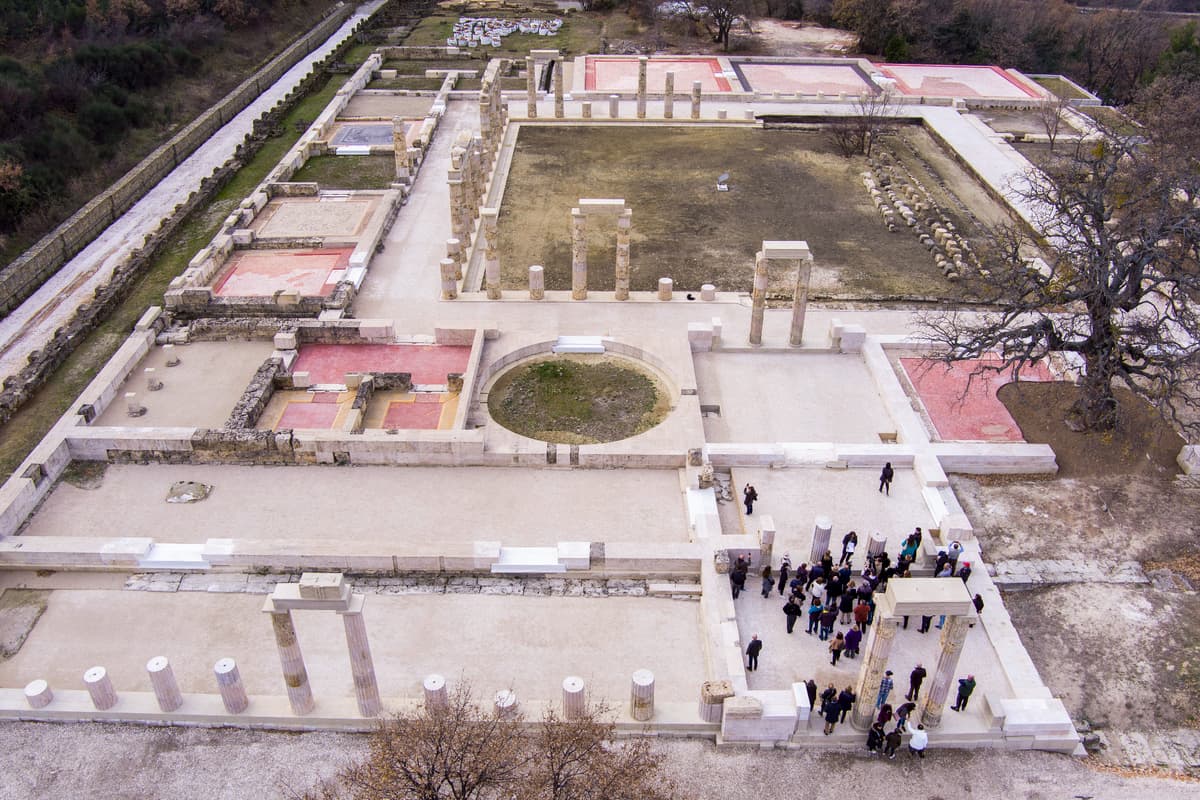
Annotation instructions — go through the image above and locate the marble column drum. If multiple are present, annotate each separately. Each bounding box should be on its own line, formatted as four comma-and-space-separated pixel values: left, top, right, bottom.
749, 250, 768, 344
851, 617, 899, 730
270, 610, 314, 715
615, 210, 632, 300
342, 609, 382, 717
571, 209, 588, 300
920, 615, 970, 729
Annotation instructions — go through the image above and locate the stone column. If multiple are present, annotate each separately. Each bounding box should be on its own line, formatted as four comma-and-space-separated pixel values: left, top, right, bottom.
868, 532, 887, 562
759, 515, 776, 566
615, 210, 632, 300
554, 62, 564, 118
146, 656, 182, 712
269, 610, 314, 715
24, 679, 52, 709
636, 56, 648, 119
699, 679, 734, 723
664, 71, 675, 119
529, 265, 545, 300
562, 676, 585, 720
609, 94, 619, 118
749, 250, 768, 344
581, 101, 592, 119
851, 617, 900, 730
630, 669, 655, 721
789, 254, 814, 346
571, 208, 588, 300
701, 283, 716, 301
482, 208, 501, 300
526, 56, 538, 118
342, 608, 382, 717
919, 615, 970, 729
658, 277, 673, 300
214, 657, 249, 713
810, 515, 833, 563
424, 674, 448, 709
446, 238, 463, 281
83, 666, 117, 711
440, 258, 458, 300
392, 116, 410, 181
691, 81, 702, 120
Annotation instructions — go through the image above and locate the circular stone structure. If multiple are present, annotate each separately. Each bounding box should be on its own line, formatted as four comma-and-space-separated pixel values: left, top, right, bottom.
488, 354, 670, 444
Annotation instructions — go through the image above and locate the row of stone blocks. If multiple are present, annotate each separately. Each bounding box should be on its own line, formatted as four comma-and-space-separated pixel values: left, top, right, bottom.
22, 664, 660, 724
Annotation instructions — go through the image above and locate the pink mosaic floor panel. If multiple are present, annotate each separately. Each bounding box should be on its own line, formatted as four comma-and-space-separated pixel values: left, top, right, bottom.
382, 401, 443, 429
876, 64, 1040, 99
735, 63, 876, 95
292, 344, 472, 385
212, 249, 352, 297
276, 401, 340, 429
900, 357, 1052, 442
585, 57, 732, 93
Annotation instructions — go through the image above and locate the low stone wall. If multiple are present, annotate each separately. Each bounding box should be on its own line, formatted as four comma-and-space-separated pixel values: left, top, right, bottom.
225, 358, 286, 429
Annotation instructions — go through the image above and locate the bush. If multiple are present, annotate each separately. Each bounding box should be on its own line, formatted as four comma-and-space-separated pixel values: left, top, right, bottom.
79, 99, 131, 145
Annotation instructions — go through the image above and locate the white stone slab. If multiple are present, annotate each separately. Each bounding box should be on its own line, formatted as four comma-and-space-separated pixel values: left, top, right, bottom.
761, 241, 812, 260
491, 546, 566, 574
137, 543, 210, 570
552, 336, 605, 354
557, 541, 590, 570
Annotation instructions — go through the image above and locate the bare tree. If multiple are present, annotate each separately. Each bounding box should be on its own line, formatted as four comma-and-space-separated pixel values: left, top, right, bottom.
827, 89, 897, 157
1037, 93, 1072, 152
297, 688, 677, 800
702, 0, 749, 50
919, 124, 1200, 434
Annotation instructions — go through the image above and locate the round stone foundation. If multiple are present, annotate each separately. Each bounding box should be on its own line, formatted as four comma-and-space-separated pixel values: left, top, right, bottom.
487, 354, 670, 444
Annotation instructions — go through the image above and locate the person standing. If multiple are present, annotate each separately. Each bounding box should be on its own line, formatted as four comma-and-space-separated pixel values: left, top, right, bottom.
776, 555, 791, 595
760, 565, 774, 598
819, 682, 837, 716
952, 675, 976, 711
908, 724, 928, 758
806, 598, 823, 635
745, 634, 763, 671
829, 632, 845, 665
743, 483, 758, 515
854, 598, 870, 631
839, 531, 858, 566
837, 685, 856, 723
730, 567, 746, 599
875, 671, 894, 708
879, 461, 894, 494
783, 596, 802, 634
819, 605, 837, 641
907, 664, 927, 701
884, 725, 902, 759
823, 695, 842, 735
918, 614, 933, 634
867, 721, 886, 755
838, 590, 855, 625
844, 626, 862, 658
805, 678, 818, 710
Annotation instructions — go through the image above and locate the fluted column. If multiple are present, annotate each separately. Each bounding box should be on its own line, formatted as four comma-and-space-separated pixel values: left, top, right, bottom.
146, 656, 182, 712
749, 250, 768, 344
424, 674, 448, 709
571, 208, 588, 300
440, 258, 458, 300
630, 669, 655, 721
615, 210, 632, 300
636, 56, 648, 119
482, 208, 501, 300
790, 253, 814, 346
554, 62, 564, 118
393, 116, 410, 181
919, 615, 970, 729
526, 56, 538, 118
562, 676, 585, 719
83, 666, 117, 711
342, 608, 382, 717
270, 610, 314, 715
214, 657, 249, 713
663, 72, 675, 119
852, 617, 899, 730
691, 81, 702, 120
529, 265, 545, 300
810, 515, 833, 563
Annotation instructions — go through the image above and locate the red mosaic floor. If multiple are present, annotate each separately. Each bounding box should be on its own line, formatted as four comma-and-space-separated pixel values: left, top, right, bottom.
292, 344, 472, 385
900, 356, 1052, 441
875, 64, 1041, 100
211, 248, 352, 297
381, 399, 443, 429
585, 57, 732, 93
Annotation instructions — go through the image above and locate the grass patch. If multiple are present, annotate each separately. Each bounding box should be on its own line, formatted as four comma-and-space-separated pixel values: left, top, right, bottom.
0, 73, 352, 481
368, 77, 449, 91
0, 588, 50, 659
1031, 76, 1089, 101
488, 355, 669, 444
291, 154, 397, 189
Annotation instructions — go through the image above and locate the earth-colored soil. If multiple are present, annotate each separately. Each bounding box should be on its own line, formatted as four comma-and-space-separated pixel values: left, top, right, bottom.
999, 381, 1184, 479
289, 154, 397, 190
0, 589, 49, 659
498, 125, 996, 296
488, 355, 669, 443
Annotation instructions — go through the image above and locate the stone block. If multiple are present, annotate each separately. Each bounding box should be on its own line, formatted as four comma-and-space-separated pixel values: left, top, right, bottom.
688, 323, 714, 352
791, 682, 811, 722
298, 572, 346, 600
557, 541, 590, 570
274, 332, 298, 351
838, 324, 866, 353
1178, 445, 1200, 475
720, 695, 765, 741
291, 371, 312, 389
762, 241, 812, 260
577, 198, 626, 215
746, 689, 799, 738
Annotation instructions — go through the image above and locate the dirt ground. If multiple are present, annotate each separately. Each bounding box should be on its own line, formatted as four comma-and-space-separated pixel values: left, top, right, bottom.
750, 19, 859, 57
1, 722, 1197, 800
499, 125, 1000, 296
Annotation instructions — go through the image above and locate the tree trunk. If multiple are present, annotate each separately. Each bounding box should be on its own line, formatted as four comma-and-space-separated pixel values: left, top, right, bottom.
1075, 348, 1120, 431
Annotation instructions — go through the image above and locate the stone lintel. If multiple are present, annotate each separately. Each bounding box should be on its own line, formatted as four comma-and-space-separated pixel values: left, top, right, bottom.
335, 593, 366, 617
578, 198, 627, 215
264, 583, 353, 613
878, 577, 974, 617
761, 241, 812, 260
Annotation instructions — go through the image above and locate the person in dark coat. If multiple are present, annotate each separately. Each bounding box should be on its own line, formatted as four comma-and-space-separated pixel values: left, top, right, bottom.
783, 597, 802, 634
805, 678, 818, 710
839, 531, 858, 566
823, 696, 842, 735
730, 567, 746, 599
819, 605, 838, 640
952, 675, 976, 711
884, 726, 902, 759
838, 590, 855, 624
837, 686, 856, 723
745, 634, 763, 671
879, 461, 894, 494
844, 626, 862, 658
907, 664, 927, 701
867, 721, 886, 754
743, 483, 758, 515
760, 565, 774, 598
776, 555, 791, 595
806, 598, 823, 634
819, 682, 837, 715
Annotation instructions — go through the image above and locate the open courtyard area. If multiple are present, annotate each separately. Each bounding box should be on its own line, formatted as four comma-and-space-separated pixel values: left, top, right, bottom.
0, 1, 1198, 796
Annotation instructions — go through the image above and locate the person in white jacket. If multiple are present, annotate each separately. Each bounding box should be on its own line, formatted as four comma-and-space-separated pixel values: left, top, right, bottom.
908, 723, 928, 759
